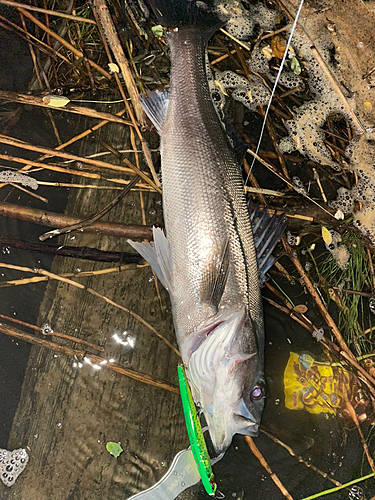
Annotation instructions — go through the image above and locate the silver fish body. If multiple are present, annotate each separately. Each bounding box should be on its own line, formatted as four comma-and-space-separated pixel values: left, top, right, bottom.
129, 2, 266, 454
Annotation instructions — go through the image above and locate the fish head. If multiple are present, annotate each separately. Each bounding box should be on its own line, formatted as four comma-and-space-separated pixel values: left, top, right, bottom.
187, 306, 265, 454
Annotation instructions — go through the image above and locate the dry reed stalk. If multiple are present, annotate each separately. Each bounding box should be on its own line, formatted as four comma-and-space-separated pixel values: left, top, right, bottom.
0, 134, 158, 183
0, 90, 131, 125
247, 148, 335, 219
244, 186, 284, 197
0, 200, 154, 239
86, 354, 179, 394
0, 313, 103, 352
9, 182, 48, 203
263, 296, 315, 333
245, 436, 295, 500
243, 158, 268, 205
90, 2, 159, 187
92, 0, 146, 127
259, 106, 291, 180
39, 175, 141, 241
21, 1, 63, 144
0, 0, 96, 24
0, 13, 73, 65
210, 49, 236, 65
342, 385, 375, 472
100, 140, 161, 193
18, 8, 111, 80
0, 321, 178, 393
312, 167, 327, 203
367, 248, 375, 289
260, 430, 342, 487
36, 180, 152, 191
273, 261, 294, 282
220, 28, 251, 51
0, 108, 129, 190
0, 236, 141, 264
0, 263, 147, 287
0, 153, 103, 178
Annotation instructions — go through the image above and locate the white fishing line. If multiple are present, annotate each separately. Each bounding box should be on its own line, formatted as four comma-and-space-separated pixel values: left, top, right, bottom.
245, 0, 305, 183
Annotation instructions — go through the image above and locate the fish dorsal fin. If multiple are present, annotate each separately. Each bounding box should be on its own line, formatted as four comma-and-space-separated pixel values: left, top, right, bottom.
140, 89, 170, 134
127, 227, 173, 292
199, 239, 230, 311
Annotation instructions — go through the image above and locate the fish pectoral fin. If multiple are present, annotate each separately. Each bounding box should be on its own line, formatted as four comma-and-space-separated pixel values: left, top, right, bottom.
127, 227, 173, 292
140, 88, 170, 134
199, 240, 230, 311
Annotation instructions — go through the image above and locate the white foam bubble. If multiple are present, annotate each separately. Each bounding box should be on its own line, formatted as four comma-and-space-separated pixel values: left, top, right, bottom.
0, 170, 38, 190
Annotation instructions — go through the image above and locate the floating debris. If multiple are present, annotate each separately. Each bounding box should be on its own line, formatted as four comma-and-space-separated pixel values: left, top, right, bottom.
0, 448, 29, 487
106, 442, 123, 457
0, 170, 38, 190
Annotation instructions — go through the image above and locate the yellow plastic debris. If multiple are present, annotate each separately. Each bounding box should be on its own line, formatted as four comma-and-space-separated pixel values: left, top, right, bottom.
283, 352, 360, 415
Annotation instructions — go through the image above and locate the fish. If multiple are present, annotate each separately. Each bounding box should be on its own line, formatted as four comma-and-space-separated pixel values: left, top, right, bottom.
128, 0, 286, 454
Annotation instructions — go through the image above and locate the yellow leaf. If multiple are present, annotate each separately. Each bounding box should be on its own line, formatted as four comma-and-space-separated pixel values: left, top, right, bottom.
322, 226, 332, 245
364, 101, 373, 112
270, 35, 286, 59
108, 63, 120, 73
42, 95, 70, 108
262, 45, 273, 61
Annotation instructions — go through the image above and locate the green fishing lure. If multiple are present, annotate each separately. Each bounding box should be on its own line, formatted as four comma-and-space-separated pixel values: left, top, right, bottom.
177, 364, 217, 496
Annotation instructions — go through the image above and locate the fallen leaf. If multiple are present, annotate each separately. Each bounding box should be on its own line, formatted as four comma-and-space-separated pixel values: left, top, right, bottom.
293, 304, 308, 314
106, 442, 123, 457
270, 35, 286, 59
151, 25, 163, 37
322, 226, 332, 245
108, 63, 119, 73
290, 57, 301, 75
42, 95, 70, 108
262, 44, 273, 61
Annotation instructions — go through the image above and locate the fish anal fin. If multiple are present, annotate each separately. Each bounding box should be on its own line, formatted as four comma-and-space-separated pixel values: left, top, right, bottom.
128, 227, 173, 292
199, 241, 230, 311
140, 89, 170, 134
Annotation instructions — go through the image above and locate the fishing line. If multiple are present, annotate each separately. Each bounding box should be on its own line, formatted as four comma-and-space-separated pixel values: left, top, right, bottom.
245, 0, 305, 184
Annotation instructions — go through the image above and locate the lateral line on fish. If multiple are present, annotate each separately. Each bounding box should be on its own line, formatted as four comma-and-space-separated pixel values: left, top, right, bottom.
245, 0, 305, 181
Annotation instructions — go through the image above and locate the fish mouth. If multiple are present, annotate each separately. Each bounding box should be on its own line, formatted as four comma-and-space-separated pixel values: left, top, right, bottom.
206, 412, 259, 455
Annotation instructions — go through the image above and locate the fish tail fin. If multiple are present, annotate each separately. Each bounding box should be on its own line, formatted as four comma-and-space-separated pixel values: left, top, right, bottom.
146, 0, 225, 36
249, 204, 288, 285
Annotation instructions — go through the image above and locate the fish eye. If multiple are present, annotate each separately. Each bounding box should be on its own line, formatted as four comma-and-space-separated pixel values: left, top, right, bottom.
251, 385, 264, 401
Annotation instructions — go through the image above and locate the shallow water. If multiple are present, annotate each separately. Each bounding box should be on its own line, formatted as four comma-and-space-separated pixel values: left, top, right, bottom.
0, 13, 374, 500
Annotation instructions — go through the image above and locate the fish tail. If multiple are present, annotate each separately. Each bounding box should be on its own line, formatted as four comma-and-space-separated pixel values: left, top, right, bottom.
146, 0, 225, 36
